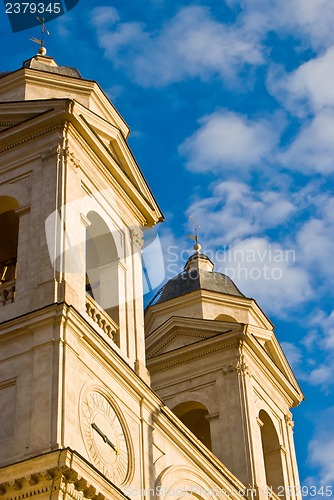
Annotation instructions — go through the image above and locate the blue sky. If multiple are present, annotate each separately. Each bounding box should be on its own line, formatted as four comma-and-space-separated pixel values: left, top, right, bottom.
1, 0, 334, 495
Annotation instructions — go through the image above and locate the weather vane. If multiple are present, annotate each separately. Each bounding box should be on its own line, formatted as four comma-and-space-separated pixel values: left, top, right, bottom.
30, 17, 50, 56
187, 215, 201, 253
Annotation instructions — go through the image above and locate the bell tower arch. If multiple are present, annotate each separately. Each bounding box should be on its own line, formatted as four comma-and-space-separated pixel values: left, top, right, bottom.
172, 401, 212, 451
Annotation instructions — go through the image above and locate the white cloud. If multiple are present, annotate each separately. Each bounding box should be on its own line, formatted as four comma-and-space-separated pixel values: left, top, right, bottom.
311, 311, 334, 350
179, 111, 279, 173
268, 47, 334, 116
217, 237, 312, 315
184, 181, 311, 315
308, 407, 334, 483
91, 6, 264, 87
308, 365, 334, 387
91, 6, 120, 27
157, 228, 312, 317
279, 110, 334, 174
278, 0, 334, 51
152, 180, 313, 316
295, 309, 334, 389
280, 341, 303, 370
231, 0, 334, 51
296, 197, 334, 281
266, 47, 334, 174
91, 1, 334, 89
186, 180, 294, 242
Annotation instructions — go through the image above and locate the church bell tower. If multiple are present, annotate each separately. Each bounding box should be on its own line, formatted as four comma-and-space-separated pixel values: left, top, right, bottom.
0, 53, 162, 498
145, 247, 304, 499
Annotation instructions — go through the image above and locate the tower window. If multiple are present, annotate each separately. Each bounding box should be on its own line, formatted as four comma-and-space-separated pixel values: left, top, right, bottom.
172, 401, 212, 451
0, 198, 19, 305
259, 410, 285, 496
85, 211, 120, 344
215, 314, 237, 323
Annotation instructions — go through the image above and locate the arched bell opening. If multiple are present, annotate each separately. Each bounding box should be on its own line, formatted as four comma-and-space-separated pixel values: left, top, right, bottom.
85, 211, 120, 345
0, 196, 19, 306
215, 313, 238, 323
259, 409, 285, 496
172, 401, 212, 451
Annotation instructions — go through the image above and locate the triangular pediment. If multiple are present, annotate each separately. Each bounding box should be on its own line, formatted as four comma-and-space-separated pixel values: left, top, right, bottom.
76, 108, 143, 193
0, 98, 163, 227
248, 326, 303, 398
0, 103, 57, 132
146, 316, 243, 359
151, 331, 213, 356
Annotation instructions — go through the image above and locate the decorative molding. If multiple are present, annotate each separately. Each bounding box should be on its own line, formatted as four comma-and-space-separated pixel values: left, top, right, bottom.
205, 412, 219, 421
285, 412, 294, 428
130, 227, 143, 249
80, 213, 92, 228
149, 331, 210, 358
279, 445, 287, 455
150, 344, 227, 373
236, 356, 252, 377
0, 124, 63, 154
221, 355, 252, 377
14, 205, 30, 217
40, 145, 60, 162
118, 259, 128, 273
0, 466, 105, 500
65, 147, 81, 169
256, 417, 264, 428
152, 443, 166, 465
222, 362, 237, 375
0, 282, 15, 306
0, 378, 16, 390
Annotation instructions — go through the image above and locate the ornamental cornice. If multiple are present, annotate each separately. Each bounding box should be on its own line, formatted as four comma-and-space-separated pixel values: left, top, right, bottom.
236, 355, 252, 377
285, 412, 294, 428
130, 226, 144, 248
63, 146, 81, 169
149, 342, 237, 373
71, 130, 148, 226
221, 354, 252, 377
0, 466, 105, 500
40, 144, 61, 162
0, 124, 63, 155
148, 331, 211, 358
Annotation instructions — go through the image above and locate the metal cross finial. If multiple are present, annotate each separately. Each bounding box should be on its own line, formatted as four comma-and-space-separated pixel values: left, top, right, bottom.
30, 17, 50, 55
187, 215, 201, 253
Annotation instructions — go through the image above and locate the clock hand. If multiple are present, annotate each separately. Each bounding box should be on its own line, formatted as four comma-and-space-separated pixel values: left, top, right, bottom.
91, 422, 120, 455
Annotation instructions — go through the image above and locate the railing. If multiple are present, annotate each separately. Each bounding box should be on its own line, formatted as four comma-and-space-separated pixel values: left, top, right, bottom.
85, 293, 119, 340
0, 280, 15, 306
0, 257, 17, 283
0, 257, 17, 306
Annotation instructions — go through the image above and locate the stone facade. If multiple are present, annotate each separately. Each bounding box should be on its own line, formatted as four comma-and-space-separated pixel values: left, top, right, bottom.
0, 55, 303, 500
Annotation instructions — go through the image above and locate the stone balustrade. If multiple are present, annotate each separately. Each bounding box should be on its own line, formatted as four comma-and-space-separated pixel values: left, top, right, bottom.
85, 293, 119, 340
0, 280, 15, 306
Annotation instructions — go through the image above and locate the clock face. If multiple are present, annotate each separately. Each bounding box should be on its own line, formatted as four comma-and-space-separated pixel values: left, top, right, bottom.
81, 390, 129, 484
